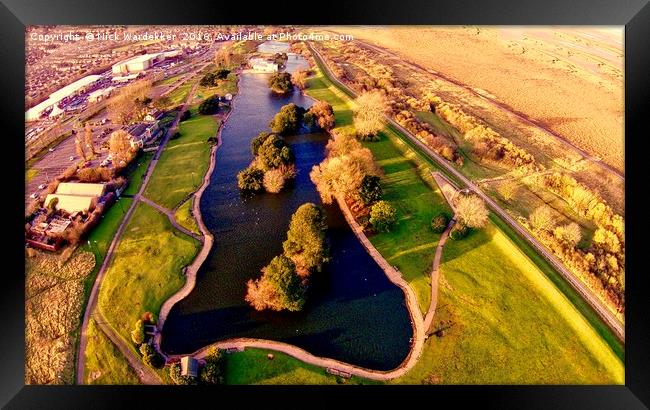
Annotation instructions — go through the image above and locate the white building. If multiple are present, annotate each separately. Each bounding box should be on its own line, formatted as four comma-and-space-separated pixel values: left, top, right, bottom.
25, 75, 102, 121
249, 57, 279, 73
111, 49, 182, 75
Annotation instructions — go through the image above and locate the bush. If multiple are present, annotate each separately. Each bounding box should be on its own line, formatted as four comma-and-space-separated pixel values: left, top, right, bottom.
169, 362, 198, 385
358, 175, 382, 205
237, 166, 264, 191
282, 203, 329, 273
130, 319, 145, 345
180, 110, 191, 122
170, 131, 181, 140
200, 347, 225, 385
139, 343, 164, 369
449, 223, 469, 240
369, 200, 397, 233
268, 72, 293, 94
251, 132, 272, 156
431, 213, 449, 233
263, 169, 286, 193
198, 96, 220, 115
269, 103, 304, 135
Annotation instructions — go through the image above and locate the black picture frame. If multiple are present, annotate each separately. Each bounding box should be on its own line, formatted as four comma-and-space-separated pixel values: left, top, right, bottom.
2, 0, 648, 407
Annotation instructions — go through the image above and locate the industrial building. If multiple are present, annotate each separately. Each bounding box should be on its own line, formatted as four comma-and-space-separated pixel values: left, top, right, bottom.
25, 74, 102, 121
111, 49, 183, 75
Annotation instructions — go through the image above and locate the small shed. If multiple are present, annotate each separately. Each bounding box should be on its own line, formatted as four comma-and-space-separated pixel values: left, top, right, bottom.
180, 356, 199, 378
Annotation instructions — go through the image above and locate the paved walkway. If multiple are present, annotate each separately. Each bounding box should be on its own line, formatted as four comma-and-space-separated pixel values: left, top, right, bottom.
139, 196, 203, 241
76, 78, 202, 385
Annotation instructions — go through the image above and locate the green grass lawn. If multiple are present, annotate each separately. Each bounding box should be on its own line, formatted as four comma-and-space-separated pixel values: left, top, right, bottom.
144, 110, 217, 209
97, 201, 200, 346
225, 348, 375, 385
155, 73, 184, 87
174, 198, 200, 235
304, 62, 623, 384
307, 71, 451, 314
83, 318, 140, 385
26, 168, 39, 183
393, 223, 624, 384
122, 153, 154, 196
195, 72, 238, 103
166, 82, 193, 108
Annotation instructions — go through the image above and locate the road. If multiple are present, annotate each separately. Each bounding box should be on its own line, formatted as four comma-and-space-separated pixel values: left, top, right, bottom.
331, 34, 624, 180
307, 42, 625, 343
76, 78, 202, 385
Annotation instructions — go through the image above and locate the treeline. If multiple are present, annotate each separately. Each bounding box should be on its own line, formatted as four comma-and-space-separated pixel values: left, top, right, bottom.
529, 172, 625, 313
428, 96, 538, 171
246, 203, 329, 311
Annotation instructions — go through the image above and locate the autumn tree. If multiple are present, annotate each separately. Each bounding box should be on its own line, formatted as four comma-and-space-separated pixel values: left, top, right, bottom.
353, 90, 386, 140
130, 319, 145, 345
84, 122, 96, 156
529, 205, 556, 232
245, 255, 305, 312
74, 136, 86, 160
269, 103, 304, 135
215, 46, 231, 67
553, 222, 582, 246
108, 130, 134, 165
498, 179, 518, 201
291, 70, 308, 90
455, 194, 489, 228
308, 101, 335, 130
268, 72, 293, 94
106, 80, 152, 125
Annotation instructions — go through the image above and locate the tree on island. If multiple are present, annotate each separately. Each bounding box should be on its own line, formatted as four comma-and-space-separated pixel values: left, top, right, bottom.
268, 72, 293, 94
256, 134, 294, 171
237, 166, 264, 192
269, 103, 304, 135
308, 101, 335, 130
283, 203, 329, 274
353, 90, 387, 141
246, 255, 306, 312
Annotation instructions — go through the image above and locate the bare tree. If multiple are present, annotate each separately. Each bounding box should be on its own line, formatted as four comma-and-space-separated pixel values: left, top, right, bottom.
455, 194, 489, 228
84, 122, 96, 156
108, 130, 133, 165
214, 46, 231, 68
353, 90, 386, 139
74, 135, 86, 161
529, 205, 556, 232
291, 70, 308, 90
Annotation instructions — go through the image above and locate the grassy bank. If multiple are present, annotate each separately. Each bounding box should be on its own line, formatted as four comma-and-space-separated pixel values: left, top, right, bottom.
225, 348, 375, 385
83, 318, 140, 385
174, 198, 200, 235
97, 202, 200, 347
305, 62, 623, 383
144, 109, 218, 209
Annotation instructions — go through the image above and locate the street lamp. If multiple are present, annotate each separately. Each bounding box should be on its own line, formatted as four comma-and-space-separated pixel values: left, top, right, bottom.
191, 171, 196, 187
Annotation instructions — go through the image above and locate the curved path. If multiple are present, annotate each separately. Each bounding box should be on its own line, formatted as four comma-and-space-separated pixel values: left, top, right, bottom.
76, 78, 202, 384
423, 218, 455, 333
308, 42, 624, 342
139, 196, 203, 242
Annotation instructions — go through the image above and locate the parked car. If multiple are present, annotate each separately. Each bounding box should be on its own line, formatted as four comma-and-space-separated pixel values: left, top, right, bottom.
48, 148, 55, 152
38, 184, 46, 190
69, 156, 75, 161
30, 192, 39, 199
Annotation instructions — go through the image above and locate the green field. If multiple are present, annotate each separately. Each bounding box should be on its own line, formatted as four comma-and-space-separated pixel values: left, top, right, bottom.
144, 109, 218, 209
83, 318, 140, 385
122, 153, 154, 196
304, 62, 623, 383
394, 223, 624, 384
174, 198, 200, 235
225, 348, 375, 385
155, 73, 184, 87
195, 72, 238, 103
97, 202, 200, 345
166, 82, 193, 108
307, 72, 451, 314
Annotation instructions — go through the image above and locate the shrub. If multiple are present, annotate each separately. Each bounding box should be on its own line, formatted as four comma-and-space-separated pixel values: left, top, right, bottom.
130, 319, 145, 345
268, 72, 293, 94
263, 169, 286, 193
237, 166, 264, 192
169, 362, 197, 385
449, 223, 469, 240
369, 200, 397, 233
251, 132, 272, 156
200, 347, 225, 385
431, 213, 449, 233
180, 110, 191, 122
358, 175, 382, 205
139, 343, 164, 368
256, 134, 293, 171
455, 194, 488, 228
198, 96, 220, 115
170, 131, 181, 140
